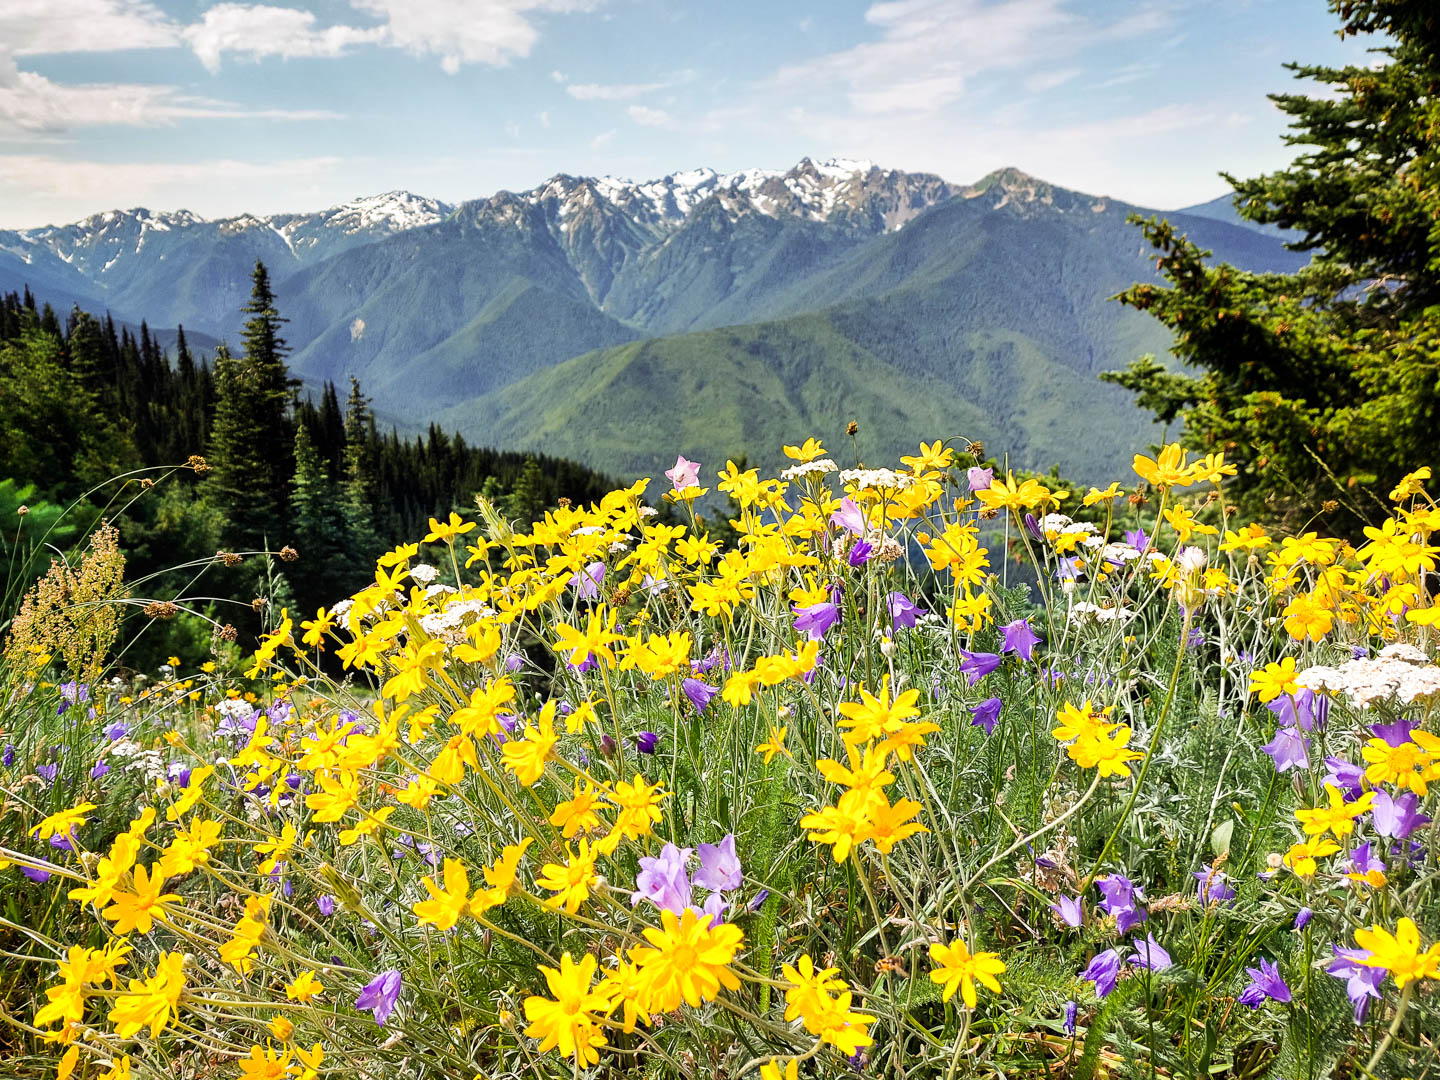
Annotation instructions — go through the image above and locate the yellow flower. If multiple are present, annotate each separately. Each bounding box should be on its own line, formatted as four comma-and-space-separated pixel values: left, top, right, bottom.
471, 837, 533, 914
754, 725, 790, 763
836, 674, 921, 744
929, 939, 1006, 1008
975, 471, 1050, 513
1362, 735, 1436, 795
537, 840, 599, 913
522, 953, 612, 1066
1249, 657, 1299, 703
299, 608, 333, 649
56, 1045, 79, 1080
101, 863, 180, 935
1051, 700, 1115, 744
1355, 917, 1440, 988
900, 439, 954, 474
1294, 783, 1374, 841
1068, 724, 1143, 778
553, 606, 623, 667
237, 1042, 291, 1080
1083, 482, 1123, 506
800, 789, 873, 863
31, 801, 96, 842
1132, 443, 1197, 488
502, 701, 560, 787
267, 1014, 294, 1041
864, 795, 928, 853
424, 511, 476, 543
285, 970, 324, 1003
1282, 837, 1341, 878
414, 857, 472, 931
782, 438, 826, 463
108, 952, 185, 1039
631, 907, 744, 1013
158, 816, 223, 876
1282, 592, 1334, 642
760, 1060, 799, 1080
1388, 467, 1431, 502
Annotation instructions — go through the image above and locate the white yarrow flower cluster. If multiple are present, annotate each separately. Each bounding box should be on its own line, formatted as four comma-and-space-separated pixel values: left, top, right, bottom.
840, 467, 913, 491
409, 563, 441, 585
1296, 646, 1440, 708
780, 458, 837, 481
1068, 601, 1136, 624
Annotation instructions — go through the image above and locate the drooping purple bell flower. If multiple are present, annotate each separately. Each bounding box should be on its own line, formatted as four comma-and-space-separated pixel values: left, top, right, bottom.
1000, 618, 1042, 661
969, 697, 1002, 735
356, 969, 402, 1026
1237, 958, 1290, 1008
1082, 949, 1122, 998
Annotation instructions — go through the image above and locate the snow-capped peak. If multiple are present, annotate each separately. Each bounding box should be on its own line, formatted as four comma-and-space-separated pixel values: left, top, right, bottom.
317, 191, 453, 234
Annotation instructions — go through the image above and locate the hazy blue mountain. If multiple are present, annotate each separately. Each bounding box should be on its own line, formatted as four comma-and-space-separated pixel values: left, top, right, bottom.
1176, 192, 1290, 240
0, 159, 1310, 482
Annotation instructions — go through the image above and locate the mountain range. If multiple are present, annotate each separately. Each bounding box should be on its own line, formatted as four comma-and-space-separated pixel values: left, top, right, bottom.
0, 160, 1303, 484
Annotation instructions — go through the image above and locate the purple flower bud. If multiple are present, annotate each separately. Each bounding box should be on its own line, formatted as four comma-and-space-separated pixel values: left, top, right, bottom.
749, 889, 770, 912
504, 653, 524, 673
1063, 1000, 1078, 1036
1237, 958, 1290, 1008
792, 602, 841, 641
682, 678, 719, 714
694, 834, 743, 892
967, 466, 993, 492
887, 591, 925, 629
1083, 949, 1122, 998
317, 895, 336, 916
633, 731, 660, 755
1, 744, 13, 767
1051, 895, 1083, 928
847, 540, 874, 567
90, 762, 111, 780
1000, 618, 1042, 661
957, 649, 1001, 686
1294, 907, 1313, 931
599, 734, 617, 759
356, 969, 402, 1026
969, 697, 1002, 735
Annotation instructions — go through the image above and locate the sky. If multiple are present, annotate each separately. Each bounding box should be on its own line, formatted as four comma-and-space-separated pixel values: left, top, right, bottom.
0, 0, 1370, 228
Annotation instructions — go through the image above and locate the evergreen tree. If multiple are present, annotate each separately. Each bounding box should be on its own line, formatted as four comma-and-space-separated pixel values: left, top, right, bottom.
290, 423, 351, 612
242, 261, 297, 514
340, 376, 380, 558
207, 344, 286, 551
1105, 0, 1440, 525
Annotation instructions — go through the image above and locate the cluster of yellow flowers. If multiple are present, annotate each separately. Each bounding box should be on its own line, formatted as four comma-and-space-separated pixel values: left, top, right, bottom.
15, 437, 1440, 1080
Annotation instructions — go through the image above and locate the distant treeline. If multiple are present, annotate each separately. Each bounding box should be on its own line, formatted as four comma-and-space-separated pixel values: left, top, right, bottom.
0, 272, 620, 666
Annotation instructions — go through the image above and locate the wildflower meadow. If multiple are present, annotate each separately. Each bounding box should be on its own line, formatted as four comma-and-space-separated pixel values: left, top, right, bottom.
2, 437, 1438, 1079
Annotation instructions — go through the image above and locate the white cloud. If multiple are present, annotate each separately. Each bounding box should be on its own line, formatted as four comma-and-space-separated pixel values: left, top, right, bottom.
590, 129, 615, 149
567, 80, 667, 101
0, 56, 336, 132
550, 69, 566, 82
538, 109, 551, 127
627, 104, 672, 128
765, 0, 1169, 116
0, 0, 178, 56
180, 0, 604, 75
183, 5, 385, 73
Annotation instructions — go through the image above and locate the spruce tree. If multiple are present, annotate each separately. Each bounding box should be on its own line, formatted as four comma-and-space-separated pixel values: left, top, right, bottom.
290, 423, 350, 611
206, 344, 277, 551
1106, 0, 1440, 525
340, 376, 380, 559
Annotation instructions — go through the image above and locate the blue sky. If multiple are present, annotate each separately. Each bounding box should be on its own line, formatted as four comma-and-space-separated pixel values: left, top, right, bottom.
0, 0, 1367, 228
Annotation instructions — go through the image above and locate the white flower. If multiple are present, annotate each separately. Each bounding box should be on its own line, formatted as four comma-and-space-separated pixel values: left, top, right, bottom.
410, 563, 440, 584
839, 467, 913, 491
780, 459, 837, 480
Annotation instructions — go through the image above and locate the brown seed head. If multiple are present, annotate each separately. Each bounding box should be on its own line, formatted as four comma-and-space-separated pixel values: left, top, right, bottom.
187, 455, 210, 474
279, 546, 299, 563
846, 420, 859, 437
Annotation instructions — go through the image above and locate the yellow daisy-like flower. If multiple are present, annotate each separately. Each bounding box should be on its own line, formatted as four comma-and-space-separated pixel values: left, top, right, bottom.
1355, 917, 1440, 988
522, 953, 612, 1066
929, 939, 1006, 1008
630, 907, 744, 1013
1249, 657, 1299, 703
